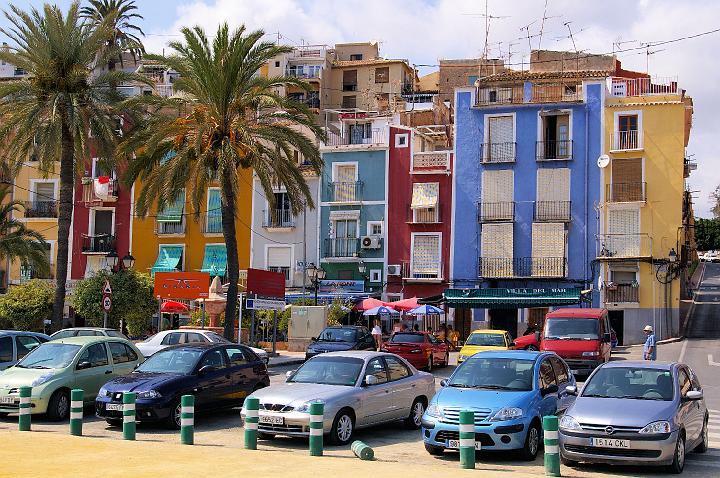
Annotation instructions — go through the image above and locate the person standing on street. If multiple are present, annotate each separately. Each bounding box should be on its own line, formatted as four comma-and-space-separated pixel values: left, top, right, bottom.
643, 325, 657, 361
371, 319, 383, 351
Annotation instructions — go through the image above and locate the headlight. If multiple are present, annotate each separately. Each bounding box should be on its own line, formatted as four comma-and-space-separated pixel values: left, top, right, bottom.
581, 351, 599, 357
639, 420, 671, 434
295, 399, 324, 413
488, 407, 523, 422
559, 415, 582, 431
31, 373, 54, 387
98, 386, 108, 397
137, 390, 162, 399
425, 403, 442, 418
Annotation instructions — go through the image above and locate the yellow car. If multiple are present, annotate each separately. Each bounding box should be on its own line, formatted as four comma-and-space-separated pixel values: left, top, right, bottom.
457, 329, 513, 363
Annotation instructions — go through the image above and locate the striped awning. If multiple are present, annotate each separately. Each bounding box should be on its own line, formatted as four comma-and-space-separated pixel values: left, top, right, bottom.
201, 244, 227, 277
444, 287, 582, 309
151, 246, 183, 275
157, 190, 185, 223
411, 182, 439, 209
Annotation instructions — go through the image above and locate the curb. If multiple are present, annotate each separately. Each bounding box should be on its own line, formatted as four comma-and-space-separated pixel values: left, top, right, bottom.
658, 336, 684, 345
268, 358, 305, 369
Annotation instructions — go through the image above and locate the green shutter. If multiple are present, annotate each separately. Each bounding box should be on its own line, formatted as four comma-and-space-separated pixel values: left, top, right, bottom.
157, 190, 185, 223
200, 244, 227, 277
206, 189, 222, 233
160, 150, 176, 165
151, 246, 183, 275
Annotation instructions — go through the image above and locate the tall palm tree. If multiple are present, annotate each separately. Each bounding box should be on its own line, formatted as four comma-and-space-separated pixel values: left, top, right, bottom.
0, 2, 144, 329
0, 185, 50, 276
121, 23, 324, 340
80, 0, 144, 70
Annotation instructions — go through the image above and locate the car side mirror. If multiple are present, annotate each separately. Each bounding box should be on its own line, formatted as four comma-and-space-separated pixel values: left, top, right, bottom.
198, 365, 217, 376
565, 385, 577, 395
285, 370, 295, 380
542, 384, 559, 396
76, 361, 92, 370
440, 379, 449, 387
364, 374, 379, 386
311, 337, 317, 342
685, 390, 703, 400
534, 331, 541, 342
603, 332, 611, 343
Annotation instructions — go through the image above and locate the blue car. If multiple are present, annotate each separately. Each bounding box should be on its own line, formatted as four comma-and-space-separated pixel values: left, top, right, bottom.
421, 350, 576, 460
0, 330, 49, 371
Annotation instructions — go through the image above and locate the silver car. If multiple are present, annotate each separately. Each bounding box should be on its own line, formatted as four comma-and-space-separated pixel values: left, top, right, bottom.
241, 351, 435, 445
559, 361, 708, 474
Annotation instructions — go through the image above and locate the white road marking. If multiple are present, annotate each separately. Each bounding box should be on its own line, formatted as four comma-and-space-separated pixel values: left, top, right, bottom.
679, 339, 688, 363
708, 354, 720, 367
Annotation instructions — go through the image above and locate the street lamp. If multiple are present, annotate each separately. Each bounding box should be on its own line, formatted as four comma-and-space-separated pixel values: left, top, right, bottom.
104, 250, 136, 329
306, 263, 326, 305
122, 253, 135, 270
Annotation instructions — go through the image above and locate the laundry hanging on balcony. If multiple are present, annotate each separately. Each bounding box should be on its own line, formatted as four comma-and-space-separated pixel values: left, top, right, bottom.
93, 176, 112, 201
411, 182, 439, 209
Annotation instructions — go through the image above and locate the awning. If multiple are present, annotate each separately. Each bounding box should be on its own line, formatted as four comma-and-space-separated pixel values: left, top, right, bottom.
386, 297, 419, 311
157, 190, 185, 223
201, 244, 227, 277
151, 245, 183, 274
444, 287, 582, 309
411, 182, 439, 209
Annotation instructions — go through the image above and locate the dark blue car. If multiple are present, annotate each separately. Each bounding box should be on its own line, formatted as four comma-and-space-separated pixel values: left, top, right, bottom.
95, 343, 269, 428
305, 326, 376, 360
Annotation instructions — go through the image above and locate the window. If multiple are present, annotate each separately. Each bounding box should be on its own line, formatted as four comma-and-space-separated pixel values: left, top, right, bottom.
186, 333, 208, 344
78, 343, 109, 368
411, 182, 439, 223
485, 115, 515, 162
481, 169, 514, 221
33, 182, 56, 202
152, 245, 184, 274
549, 357, 569, 384
369, 269, 382, 283
365, 358, 388, 384
349, 54, 363, 61
679, 369, 692, 397
205, 188, 222, 233
468, 75, 478, 86
16, 336, 41, 359
480, 223, 513, 277
536, 168, 570, 221
385, 356, 410, 381
242, 348, 261, 362
198, 349, 226, 369
606, 209, 640, 256
342, 95, 357, 109
539, 113, 571, 160
367, 221, 383, 236
348, 123, 371, 144
611, 158, 643, 202
617, 114, 639, 149
109, 342, 137, 364
531, 223, 566, 277
161, 332, 185, 346
538, 359, 557, 389
611, 270, 637, 285
268, 192, 292, 228
342, 70, 358, 91
375, 67, 389, 83
92, 158, 115, 178
274, 61, 280, 68
394, 133, 409, 148
225, 347, 247, 366
0, 336, 12, 362
411, 234, 441, 279
77, 330, 102, 337
267, 247, 292, 282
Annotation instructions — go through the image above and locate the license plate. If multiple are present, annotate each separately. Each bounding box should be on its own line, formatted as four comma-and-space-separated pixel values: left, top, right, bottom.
0, 396, 14, 404
106, 403, 123, 411
591, 437, 630, 448
447, 440, 482, 450
259, 415, 284, 425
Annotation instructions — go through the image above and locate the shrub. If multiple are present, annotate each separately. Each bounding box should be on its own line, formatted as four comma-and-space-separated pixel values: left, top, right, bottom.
0, 280, 54, 331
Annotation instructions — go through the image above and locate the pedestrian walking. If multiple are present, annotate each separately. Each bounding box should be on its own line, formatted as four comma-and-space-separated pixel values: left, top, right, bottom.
371, 319, 383, 351
642, 325, 656, 361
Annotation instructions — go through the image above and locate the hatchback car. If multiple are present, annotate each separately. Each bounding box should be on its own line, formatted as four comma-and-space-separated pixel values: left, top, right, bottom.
50, 327, 129, 340
96, 343, 269, 428
422, 351, 576, 460
304, 326, 376, 360
559, 361, 708, 474
0, 331, 49, 371
136, 329, 269, 364
457, 329, 513, 364
0, 336, 143, 420
381, 331, 449, 371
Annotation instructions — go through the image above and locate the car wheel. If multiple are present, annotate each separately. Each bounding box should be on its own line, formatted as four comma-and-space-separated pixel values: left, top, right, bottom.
695, 417, 709, 453
165, 399, 182, 430
329, 409, 355, 446
519, 420, 541, 460
667, 433, 685, 474
404, 398, 426, 429
424, 443, 444, 456
525, 345, 539, 352
105, 418, 123, 427
46, 389, 70, 421
560, 454, 577, 467
426, 355, 433, 372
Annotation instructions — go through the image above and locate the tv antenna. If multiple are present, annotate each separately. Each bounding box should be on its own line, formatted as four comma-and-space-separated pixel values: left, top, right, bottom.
537, 0, 562, 51
463, 0, 509, 59
642, 42, 666, 72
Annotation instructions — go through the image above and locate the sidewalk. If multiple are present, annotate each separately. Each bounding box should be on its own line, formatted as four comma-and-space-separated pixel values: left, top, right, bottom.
267, 350, 305, 368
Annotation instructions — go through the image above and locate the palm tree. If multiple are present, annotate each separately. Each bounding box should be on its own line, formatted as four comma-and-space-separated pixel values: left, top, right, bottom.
0, 2, 144, 329
121, 23, 324, 340
0, 185, 50, 277
80, 0, 145, 70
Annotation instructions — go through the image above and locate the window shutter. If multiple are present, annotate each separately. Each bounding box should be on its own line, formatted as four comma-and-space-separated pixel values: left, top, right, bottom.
412, 235, 440, 275
481, 223, 513, 277
532, 223, 565, 277
488, 116, 513, 144
481, 170, 514, 202
607, 208, 640, 256
611, 158, 642, 201
536, 168, 569, 201
35, 183, 55, 201
267, 247, 292, 268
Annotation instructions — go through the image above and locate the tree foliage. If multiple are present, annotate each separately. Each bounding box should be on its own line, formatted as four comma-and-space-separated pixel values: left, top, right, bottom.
0, 185, 49, 274
0, 280, 54, 331
694, 218, 720, 251
80, 0, 145, 68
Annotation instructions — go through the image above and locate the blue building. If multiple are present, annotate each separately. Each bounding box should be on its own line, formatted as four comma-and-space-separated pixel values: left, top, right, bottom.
450, 70, 605, 338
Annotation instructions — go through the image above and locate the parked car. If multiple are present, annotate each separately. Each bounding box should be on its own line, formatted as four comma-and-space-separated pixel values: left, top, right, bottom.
0, 331, 49, 371
0, 336, 143, 420
304, 326, 376, 361
241, 351, 435, 445
96, 343, 269, 428
381, 331, 449, 371
50, 327, 129, 341
135, 329, 269, 364
422, 350, 576, 460
559, 361, 708, 474
457, 329, 513, 364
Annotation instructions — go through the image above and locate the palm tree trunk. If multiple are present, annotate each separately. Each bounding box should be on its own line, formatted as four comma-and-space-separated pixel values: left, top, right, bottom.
51, 113, 75, 331
221, 178, 239, 341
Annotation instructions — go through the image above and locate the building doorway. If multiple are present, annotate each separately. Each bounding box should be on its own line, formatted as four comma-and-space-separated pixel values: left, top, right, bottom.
609, 310, 624, 345
454, 308, 473, 342
489, 309, 518, 338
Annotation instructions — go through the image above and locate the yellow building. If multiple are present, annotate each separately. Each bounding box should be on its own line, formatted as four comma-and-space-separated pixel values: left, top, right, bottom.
599, 76, 693, 344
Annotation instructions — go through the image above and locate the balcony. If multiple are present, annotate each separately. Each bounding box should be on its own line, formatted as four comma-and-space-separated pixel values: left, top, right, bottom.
24, 200, 58, 218
326, 181, 363, 203
610, 130, 642, 151
19, 265, 54, 282
155, 84, 174, 97
610, 77, 678, 98
342, 83, 358, 92
82, 234, 116, 254
202, 215, 223, 234
408, 206, 440, 224
478, 202, 515, 222
534, 201, 571, 222
478, 257, 567, 278
605, 284, 639, 303
531, 83, 583, 103
401, 260, 443, 282
285, 68, 321, 79
401, 93, 435, 104
481, 142, 516, 163
323, 238, 360, 258
263, 209, 295, 229
606, 182, 646, 202
475, 86, 523, 106
536, 140, 573, 161
82, 177, 119, 204
411, 151, 450, 173
156, 218, 186, 235
597, 234, 652, 260
323, 130, 386, 147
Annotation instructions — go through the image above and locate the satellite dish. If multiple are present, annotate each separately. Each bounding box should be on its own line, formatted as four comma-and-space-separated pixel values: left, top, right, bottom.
597, 154, 610, 168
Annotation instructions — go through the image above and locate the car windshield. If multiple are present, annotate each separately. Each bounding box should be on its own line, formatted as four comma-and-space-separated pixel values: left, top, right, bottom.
390, 333, 425, 343
316, 328, 357, 342
136, 349, 203, 374
205, 332, 230, 343
50, 330, 76, 340
105, 330, 129, 339
582, 367, 674, 401
15, 343, 81, 369
465, 333, 505, 346
289, 356, 364, 386
544, 318, 599, 340
449, 357, 534, 391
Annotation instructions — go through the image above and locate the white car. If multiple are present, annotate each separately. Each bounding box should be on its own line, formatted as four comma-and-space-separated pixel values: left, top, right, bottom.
136, 329, 269, 364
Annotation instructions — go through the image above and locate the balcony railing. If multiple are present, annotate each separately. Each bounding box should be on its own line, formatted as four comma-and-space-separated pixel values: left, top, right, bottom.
342, 83, 357, 92
285, 68, 321, 79
401, 93, 435, 103
156, 218, 186, 235
611, 130, 641, 151
605, 284, 639, 303
82, 178, 119, 203
478, 257, 567, 278
531, 83, 583, 103
536, 140, 573, 161
263, 209, 295, 229
323, 130, 386, 147
24, 201, 58, 218
412, 151, 450, 172
326, 181, 363, 202
481, 142, 516, 163
155, 84, 174, 97
610, 77, 678, 98
401, 260, 443, 282
202, 214, 223, 234
534, 201, 571, 222
475, 87, 523, 106
323, 238, 360, 258
597, 234, 651, 260
408, 206, 440, 224
19, 265, 54, 282
82, 234, 115, 254
606, 182, 646, 202
478, 202, 515, 222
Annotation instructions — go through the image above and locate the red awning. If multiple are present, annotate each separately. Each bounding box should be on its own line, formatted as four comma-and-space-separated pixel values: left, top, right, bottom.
354, 297, 387, 311
161, 300, 190, 313
386, 297, 419, 311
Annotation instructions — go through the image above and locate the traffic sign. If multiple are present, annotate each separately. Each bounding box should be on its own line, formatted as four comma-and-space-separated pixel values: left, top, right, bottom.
246, 298, 285, 311
102, 295, 112, 312
103, 280, 112, 295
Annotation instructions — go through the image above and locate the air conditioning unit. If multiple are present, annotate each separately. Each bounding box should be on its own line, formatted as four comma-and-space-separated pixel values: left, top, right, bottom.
387, 264, 402, 276
361, 235, 381, 249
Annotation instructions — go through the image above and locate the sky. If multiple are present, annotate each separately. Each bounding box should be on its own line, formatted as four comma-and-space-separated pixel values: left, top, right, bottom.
2, 0, 718, 216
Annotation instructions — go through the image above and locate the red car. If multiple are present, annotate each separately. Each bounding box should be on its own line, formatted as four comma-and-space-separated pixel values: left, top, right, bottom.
381, 331, 449, 371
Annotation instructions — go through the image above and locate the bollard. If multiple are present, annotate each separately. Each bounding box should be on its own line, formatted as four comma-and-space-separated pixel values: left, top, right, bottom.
244, 397, 259, 450
69, 389, 84, 436
308, 401, 324, 457
459, 410, 476, 469
123, 392, 136, 440
543, 415, 561, 477
180, 395, 194, 445
351, 440, 374, 460
18, 386, 31, 431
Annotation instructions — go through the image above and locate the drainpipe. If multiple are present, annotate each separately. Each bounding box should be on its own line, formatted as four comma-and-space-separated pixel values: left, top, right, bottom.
584, 105, 589, 301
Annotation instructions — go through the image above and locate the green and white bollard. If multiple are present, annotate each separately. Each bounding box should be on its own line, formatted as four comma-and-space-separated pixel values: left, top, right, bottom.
543, 415, 561, 477
308, 401, 324, 457
351, 440, 374, 460
459, 410, 476, 469
122, 392, 136, 440
70, 389, 84, 436
18, 386, 31, 432
243, 397, 259, 450
180, 395, 194, 445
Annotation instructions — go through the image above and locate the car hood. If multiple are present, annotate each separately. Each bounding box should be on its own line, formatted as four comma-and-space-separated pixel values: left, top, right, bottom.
0, 366, 63, 388
103, 372, 183, 393
248, 382, 356, 408
307, 341, 356, 353
567, 397, 677, 428
542, 339, 600, 358
513, 334, 538, 348
459, 345, 507, 356
434, 386, 532, 411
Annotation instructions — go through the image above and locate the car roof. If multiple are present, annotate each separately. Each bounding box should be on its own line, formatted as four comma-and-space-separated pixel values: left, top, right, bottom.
51, 336, 125, 346
0, 330, 49, 338
57, 327, 117, 332
323, 325, 365, 329
546, 308, 606, 318
600, 360, 675, 371
317, 351, 385, 359
469, 329, 507, 335
469, 350, 545, 360
163, 343, 230, 352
